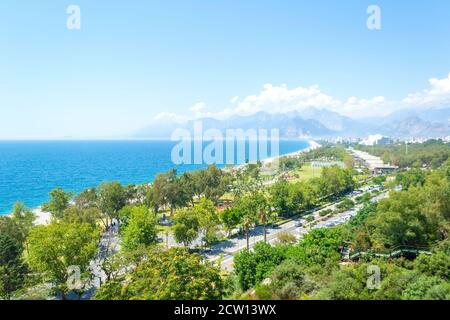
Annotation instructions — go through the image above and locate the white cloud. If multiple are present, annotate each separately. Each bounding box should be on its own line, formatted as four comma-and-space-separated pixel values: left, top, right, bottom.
403, 72, 450, 106
229, 83, 387, 118
341, 96, 390, 118
153, 112, 188, 123
152, 72, 450, 122
189, 102, 206, 112
229, 84, 341, 116
230, 96, 239, 104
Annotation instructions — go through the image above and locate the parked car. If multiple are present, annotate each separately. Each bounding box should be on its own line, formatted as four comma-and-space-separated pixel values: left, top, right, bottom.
295, 221, 303, 227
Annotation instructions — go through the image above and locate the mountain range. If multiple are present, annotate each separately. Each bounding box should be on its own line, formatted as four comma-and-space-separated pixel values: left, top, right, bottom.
133, 106, 450, 139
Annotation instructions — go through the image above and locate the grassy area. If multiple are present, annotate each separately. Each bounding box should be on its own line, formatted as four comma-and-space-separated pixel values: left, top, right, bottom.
291, 164, 323, 182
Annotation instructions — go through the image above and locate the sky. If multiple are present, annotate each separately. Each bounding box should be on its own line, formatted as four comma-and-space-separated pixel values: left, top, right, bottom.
0, 0, 450, 139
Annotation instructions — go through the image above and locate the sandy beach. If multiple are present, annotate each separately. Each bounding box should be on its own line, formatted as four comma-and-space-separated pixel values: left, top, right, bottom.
4, 206, 52, 226
33, 207, 52, 226
261, 139, 322, 165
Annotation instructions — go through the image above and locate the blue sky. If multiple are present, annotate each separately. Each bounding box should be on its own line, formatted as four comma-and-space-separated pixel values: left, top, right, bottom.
1, 0, 450, 139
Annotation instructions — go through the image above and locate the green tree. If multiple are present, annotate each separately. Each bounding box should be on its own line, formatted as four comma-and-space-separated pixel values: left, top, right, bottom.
94, 248, 224, 300
0, 216, 24, 245
203, 165, 230, 203
195, 198, 220, 246
121, 206, 158, 251
179, 172, 197, 206
97, 182, 126, 227
279, 157, 303, 172
255, 193, 274, 243
368, 184, 445, 247
424, 282, 450, 300
315, 266, 366, 300
220, 207, 243, 237
173, 208, 200, 248
320, 166, 354, 197
151, 170, 190, 215
92, 278, 124, 300
286, 182, 305, 215
286, 228, 343, 267
234, 242, 286, 291
123, 184, 138, 205
395, 169, 426, 190
165, 170, 190, 215
62, 206, 100, 226
402, 275, 443, 300
27, 223, 100, 299
11, 201, 36, 253
42, 188, 73, 220
234, 194, 263, 249
269, 180, 290, 215
261, 260, 316, 300
0, 234, 28, 299
151, 172, 169, 213
414, 242, 450, 281
74, 188, 97, 210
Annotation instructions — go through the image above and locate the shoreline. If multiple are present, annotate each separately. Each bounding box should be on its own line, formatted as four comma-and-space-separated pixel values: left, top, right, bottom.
3, 139, 321, 226
3, 206, 52, 226
260, 139, 321, 165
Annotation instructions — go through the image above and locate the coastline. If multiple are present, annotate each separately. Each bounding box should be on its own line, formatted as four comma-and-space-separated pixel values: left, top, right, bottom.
4, 139, 321, 226
4, 206, 52, 226
260, 139, 322, 165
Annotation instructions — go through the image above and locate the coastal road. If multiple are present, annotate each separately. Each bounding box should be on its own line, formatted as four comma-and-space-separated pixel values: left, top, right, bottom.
205, 190, 388, 271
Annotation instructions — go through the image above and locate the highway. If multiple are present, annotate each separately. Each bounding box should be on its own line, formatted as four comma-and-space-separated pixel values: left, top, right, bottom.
205, 189, 388, 271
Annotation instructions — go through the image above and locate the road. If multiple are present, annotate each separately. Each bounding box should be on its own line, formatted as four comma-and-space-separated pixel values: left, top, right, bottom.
204, 190, 388, 271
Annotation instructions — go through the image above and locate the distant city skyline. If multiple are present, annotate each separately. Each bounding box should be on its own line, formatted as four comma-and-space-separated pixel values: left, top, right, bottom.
1, 1, 450, 139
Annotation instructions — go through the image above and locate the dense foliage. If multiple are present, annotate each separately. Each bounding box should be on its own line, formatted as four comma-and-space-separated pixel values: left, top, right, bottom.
357, 140, 450, 169
269, 165, 354, 217
94, 248, 224, 300
27, 223, 100, 299
234, 160, 450, 300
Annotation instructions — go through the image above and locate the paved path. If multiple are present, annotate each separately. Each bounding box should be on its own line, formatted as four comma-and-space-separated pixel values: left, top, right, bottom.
86, 222, 121, 295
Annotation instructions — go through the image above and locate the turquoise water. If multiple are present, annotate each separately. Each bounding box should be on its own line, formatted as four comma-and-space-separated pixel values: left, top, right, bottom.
0, 140, 309, 214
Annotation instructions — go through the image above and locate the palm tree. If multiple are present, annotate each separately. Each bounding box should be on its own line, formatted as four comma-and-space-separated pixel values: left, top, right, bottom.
258, 208, 268, 243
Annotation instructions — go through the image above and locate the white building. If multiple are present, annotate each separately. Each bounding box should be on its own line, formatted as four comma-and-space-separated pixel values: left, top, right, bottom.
360, 134, 393, 146
350, 149, 398, 174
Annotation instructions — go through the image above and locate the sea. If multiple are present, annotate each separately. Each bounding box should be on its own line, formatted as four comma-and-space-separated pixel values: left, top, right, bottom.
0, 140, 309, 214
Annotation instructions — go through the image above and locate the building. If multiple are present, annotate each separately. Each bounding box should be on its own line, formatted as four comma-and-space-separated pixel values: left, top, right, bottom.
350, 149, 399, 175
359, 134, 393, 146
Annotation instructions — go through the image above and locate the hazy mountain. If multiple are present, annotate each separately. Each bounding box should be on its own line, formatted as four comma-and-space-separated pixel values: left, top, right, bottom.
133, 106, 450, 139
134, 111, 334, 139
378, 116, 450, 138
356, 106, 450, 137
416, 107, 450, 123
297, 107, 352, 131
